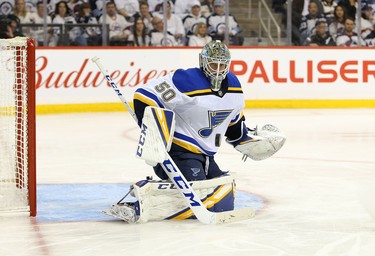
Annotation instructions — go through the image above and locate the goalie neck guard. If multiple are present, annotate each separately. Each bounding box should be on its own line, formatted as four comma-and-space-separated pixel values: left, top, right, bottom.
199, 40, 231, 92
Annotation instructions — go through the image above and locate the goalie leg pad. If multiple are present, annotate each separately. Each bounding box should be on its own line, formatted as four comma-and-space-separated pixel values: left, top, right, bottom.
132, 175, 236, 223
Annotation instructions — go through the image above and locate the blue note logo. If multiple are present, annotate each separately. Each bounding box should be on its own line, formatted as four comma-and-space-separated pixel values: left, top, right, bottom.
198, 110, 232, 137
191, 168, 201, 177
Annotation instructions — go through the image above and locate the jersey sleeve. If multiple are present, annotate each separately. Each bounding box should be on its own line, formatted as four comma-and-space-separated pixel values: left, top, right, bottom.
133, 71, 183, 126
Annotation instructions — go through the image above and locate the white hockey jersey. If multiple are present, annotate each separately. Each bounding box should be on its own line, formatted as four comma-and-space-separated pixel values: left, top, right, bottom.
134, 68, 245, 156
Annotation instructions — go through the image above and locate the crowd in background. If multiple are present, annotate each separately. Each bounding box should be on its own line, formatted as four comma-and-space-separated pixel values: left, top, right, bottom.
0, 0, 243, 46
0, 0, 374, 47
273, 0, 375, 46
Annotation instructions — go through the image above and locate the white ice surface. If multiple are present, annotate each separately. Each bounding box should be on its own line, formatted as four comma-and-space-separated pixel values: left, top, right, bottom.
1, 109, 374, 256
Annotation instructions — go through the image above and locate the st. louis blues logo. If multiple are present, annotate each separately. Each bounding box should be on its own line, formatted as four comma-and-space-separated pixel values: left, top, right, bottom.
191, 168, 201, 177
198, 110, 232, 137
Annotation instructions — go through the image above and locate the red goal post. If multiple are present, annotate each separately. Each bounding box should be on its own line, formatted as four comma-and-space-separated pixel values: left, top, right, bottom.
0, 37, 36, 217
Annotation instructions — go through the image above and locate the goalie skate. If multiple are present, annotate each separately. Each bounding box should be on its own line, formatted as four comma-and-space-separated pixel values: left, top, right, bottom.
102, 203, 137, 223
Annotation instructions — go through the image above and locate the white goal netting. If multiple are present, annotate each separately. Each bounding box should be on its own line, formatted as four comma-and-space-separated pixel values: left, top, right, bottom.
0, 37, 35, 216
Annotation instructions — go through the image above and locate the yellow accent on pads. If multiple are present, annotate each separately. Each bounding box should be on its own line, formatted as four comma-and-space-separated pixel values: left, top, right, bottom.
152, 108, 170, 143
171, 184, 233, 220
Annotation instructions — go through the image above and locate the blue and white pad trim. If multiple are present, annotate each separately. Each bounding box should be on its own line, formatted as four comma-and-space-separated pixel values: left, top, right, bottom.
135, 106, 176, 164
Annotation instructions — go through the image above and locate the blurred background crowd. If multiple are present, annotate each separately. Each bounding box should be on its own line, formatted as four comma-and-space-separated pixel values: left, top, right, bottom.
273, 0, 374, 46
0, 0, 374, 47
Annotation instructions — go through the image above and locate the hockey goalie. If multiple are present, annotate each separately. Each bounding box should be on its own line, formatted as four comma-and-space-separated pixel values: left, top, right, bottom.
102, 41, 286, 224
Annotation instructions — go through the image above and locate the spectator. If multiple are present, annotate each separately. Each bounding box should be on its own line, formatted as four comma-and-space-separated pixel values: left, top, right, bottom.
336, 17, 366, 46
7, 14, 24, 37
188, 21, 212, 46
338, 0, 357, 20
328, 4, 347, 41
88, 0, 104, 19
299, 1, 327, 43
76, 2, 101, 46
29, 1, 54, 46
363, 24, 375, 46
149, 0, 174, 14
360, 5, 374, 42
352, 5, 373, 39
52, 1, 80, 46
154, 1, 185, 45
361, 5, 374, 26
308, 20, 336, 45
127, 16, 150, 46
133, 1, 154, 33
47, 0, 62, 17
207, 0, 243, 45
114, 0, 139, 23
366, 0, 375, 14
99, 1, 132, 46
302, 0, 324, 16
278, 0, 322, 45
148, 0, 164, 13
321, 0, 338, 24
149, 16, 178, 46
289, 0, 305, 25
12, 0, 33, 23
30, 1, 52, 24
0, 16, 14, 38
24, 0, 37, 13
12, 0, 34, 37
200, 0, 214, 18
67, 0, 83, 17
174, 0, 190, 19
183, 0, 207, 43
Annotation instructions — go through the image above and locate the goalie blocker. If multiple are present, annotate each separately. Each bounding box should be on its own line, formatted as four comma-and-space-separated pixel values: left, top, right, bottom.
135, 106, 175, 166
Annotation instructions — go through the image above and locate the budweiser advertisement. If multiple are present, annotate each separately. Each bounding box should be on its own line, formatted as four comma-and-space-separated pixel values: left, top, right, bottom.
35, 47, 375, 106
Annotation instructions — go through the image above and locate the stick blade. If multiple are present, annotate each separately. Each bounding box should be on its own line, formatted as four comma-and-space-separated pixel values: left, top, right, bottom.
214, 208, 255, 224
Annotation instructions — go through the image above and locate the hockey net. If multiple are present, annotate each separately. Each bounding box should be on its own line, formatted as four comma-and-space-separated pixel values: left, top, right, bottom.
0, 37, 36, 216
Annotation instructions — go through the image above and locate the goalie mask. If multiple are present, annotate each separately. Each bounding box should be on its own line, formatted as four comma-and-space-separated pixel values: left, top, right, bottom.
199, 40, 231, 92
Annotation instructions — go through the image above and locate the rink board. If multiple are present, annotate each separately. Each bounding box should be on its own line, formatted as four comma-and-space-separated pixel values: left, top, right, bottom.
33, 47, 375, 113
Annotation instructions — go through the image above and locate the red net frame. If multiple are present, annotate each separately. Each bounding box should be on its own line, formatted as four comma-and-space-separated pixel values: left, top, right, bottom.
27, 38, 36, 217
6, 37, 37, 217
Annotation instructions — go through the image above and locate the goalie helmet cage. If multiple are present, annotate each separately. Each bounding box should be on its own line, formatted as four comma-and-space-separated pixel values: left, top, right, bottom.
0, 37, 36, 217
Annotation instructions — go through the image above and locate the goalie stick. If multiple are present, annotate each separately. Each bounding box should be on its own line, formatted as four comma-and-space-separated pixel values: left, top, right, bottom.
91, 56, 255, 224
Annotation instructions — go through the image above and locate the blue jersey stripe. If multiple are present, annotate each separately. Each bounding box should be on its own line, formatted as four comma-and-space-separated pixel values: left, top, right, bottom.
135, 88, 165, 108
174, 132, 216, 155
